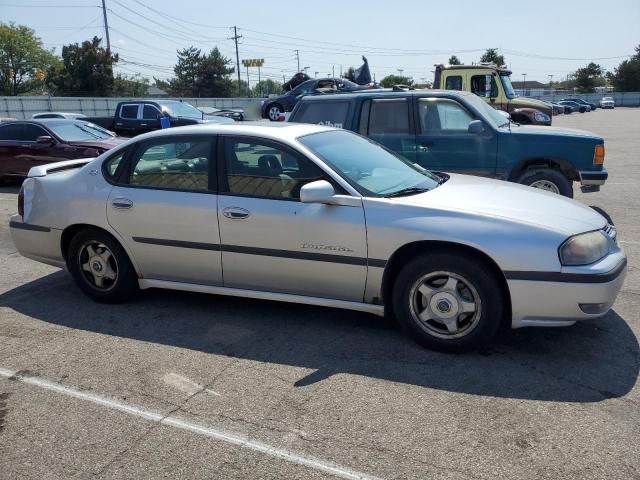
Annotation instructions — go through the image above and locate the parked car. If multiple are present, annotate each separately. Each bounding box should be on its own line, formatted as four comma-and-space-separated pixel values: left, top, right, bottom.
434, 64, 553, 125
0, 117, 17, 123
557, 100, 587, 113
562, 98, 597, 111
261, 78, 370, 121
9, 123, 626, 351
600, 97, 615, 109
85, 99, 233, 137
541, 100, 563, 116
0, 119, 125, 182
198, 106, 244, 122
289, 90, 608, 197
32, 112, 87, 119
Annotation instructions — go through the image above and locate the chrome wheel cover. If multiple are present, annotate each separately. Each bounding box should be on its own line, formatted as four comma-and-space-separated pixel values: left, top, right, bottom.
529, 179, 560, 194
409, 271, 482, 339
268, 105, 282, 121
78, 241, 118, 291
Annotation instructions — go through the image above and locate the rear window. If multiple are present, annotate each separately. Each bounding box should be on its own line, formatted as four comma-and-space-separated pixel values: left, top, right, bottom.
293, 101, 349, 128
445, 76, 462, 90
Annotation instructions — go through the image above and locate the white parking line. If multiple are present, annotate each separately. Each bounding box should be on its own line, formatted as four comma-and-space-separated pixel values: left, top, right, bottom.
619, 240, 640, 245
0, 368, 382, 480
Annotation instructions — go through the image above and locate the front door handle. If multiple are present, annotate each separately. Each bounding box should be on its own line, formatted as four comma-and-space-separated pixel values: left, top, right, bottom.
223, 207, 250, 219
112, 197, 133, 209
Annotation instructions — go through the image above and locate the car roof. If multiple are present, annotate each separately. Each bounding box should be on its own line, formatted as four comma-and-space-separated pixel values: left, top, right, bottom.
296, 89, 474, 102
129, 122, 337, 143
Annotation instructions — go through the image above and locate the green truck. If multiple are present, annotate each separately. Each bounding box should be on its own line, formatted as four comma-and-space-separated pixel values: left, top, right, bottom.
433, 64, 553, 126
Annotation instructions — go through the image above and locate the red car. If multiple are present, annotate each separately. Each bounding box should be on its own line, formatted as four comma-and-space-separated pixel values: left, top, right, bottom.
0, 119, 126, 182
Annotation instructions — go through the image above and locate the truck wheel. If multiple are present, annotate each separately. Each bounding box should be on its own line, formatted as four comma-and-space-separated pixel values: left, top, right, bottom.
519, 168, 573, 198
67, 229, 138, 303
266, 103, 284, 121
392, 252, 504, 352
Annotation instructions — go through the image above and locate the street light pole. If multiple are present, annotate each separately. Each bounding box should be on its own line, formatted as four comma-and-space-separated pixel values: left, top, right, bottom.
522, 73, 527, 96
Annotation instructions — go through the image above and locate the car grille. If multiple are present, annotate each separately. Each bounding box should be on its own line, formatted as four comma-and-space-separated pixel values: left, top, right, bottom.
603, 224, 617, 242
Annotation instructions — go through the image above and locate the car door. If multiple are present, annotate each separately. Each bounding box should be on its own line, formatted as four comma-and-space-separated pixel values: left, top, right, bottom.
115, 103, 140, 135
414, 97, 497, 176
19, 123, 76, 169
357, 97, 416, 161
140, 104, 162, 134
106, 135, 223, 285
217, 136, 367, 301
0, 123, 23, 177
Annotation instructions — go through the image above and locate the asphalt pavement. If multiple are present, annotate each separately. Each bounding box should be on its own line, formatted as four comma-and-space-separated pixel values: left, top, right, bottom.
0, 108, 638, 480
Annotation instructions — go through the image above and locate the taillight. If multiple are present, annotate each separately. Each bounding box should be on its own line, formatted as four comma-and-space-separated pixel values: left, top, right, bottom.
18, 184, 24, 217
594, 144, 605, 166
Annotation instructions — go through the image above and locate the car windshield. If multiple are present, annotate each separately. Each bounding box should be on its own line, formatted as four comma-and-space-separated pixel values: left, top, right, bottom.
48, 121, 114, 141
500, 74, 517, 99
298, 130, 441, 197
462, 94, 510, 128
162, 102, 202, 119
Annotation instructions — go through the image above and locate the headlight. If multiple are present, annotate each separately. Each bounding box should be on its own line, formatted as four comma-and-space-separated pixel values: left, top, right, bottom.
534, 111, 551, 123
559, 231, 611, 266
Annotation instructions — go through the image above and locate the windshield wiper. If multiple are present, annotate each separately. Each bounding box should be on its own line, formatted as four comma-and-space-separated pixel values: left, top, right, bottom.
384, 187, 430, 198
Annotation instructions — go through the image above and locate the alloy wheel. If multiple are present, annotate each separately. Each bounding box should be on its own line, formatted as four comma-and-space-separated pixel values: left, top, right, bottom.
529, 179, 561, 194
78, 241, 119, 290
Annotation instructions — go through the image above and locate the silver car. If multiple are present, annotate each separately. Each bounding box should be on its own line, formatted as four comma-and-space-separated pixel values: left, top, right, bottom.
9, 124, 627, 351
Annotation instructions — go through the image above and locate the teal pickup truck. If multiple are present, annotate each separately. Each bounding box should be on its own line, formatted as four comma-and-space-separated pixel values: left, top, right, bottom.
289, 90, 607, 197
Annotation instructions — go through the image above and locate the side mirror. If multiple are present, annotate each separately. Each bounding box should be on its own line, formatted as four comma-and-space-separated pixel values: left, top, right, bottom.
36, 135, 55, 144
467, 120, 485, 134
300, 180, 360, 207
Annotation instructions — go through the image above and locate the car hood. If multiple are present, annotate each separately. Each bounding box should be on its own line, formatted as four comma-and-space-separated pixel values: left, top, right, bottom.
507, 124, 602, 140
510, 96, 550, 110
396, 174, 606, 235
67, 136, 127, 149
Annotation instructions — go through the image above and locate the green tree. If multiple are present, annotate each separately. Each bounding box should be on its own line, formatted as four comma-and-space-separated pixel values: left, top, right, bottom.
480, 48, 505, 67
0, 22, 59, 95
380, 74, 414, 88
608, 44, 640, 91
448, 55, 461, 65
252, 79, 282, 97
573, 62, 605, 93
343, 66, 356, 82
231, 78, 249, 96
113, 73, 150, 96
47, 36, 117, 96
165, 46, 234, 97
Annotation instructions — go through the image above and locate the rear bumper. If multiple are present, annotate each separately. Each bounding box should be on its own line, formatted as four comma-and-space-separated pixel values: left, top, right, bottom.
9, 215, 65, 269
508, 255, 627, 328
579, 169, 608, 186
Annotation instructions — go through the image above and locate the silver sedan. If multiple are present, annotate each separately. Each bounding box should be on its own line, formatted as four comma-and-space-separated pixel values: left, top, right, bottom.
9, 123, 627, 351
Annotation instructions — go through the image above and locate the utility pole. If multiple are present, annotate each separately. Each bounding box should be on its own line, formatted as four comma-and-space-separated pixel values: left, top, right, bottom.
332, 65, 335, 78
295, 50, 300, 72
229, 27, 242, 96
101, 0, 111, 51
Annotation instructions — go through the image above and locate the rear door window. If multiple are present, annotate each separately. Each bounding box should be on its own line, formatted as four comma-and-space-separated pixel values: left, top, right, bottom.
445, 76, 463, 90
120, 104, 140, 119
0, 124, 22, 141
293, 101, 350, 128
365, 98, 410, 134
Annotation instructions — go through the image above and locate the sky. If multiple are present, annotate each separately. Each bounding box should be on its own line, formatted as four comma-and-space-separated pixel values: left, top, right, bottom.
1, 0, 639, 86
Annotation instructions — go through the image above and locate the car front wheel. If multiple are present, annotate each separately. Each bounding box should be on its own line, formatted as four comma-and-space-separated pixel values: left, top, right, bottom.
392, 253, 504, 352
266, 103, 283, 121
519, 168, 573, 198
67, 229, 138, 303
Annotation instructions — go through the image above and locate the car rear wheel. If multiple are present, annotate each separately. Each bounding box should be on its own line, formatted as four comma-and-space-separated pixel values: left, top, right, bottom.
266, 103, 283, 121
519, 168, 573, 198
392, 253, 504, 352
67, 229, 138, 303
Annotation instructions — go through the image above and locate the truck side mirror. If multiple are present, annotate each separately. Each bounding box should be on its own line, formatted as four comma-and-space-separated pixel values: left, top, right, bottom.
467, 120, 485, 134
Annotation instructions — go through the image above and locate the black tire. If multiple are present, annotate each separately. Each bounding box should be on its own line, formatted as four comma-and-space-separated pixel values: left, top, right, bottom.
519, 168, 574, 198
265, 103, 284, 121
392, 252, 504, 352
67, 228, 138, 303
590, 206, 614, 225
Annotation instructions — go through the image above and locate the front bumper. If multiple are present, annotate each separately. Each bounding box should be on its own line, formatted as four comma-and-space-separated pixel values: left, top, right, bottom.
579, 169, 608, 192
508, 253, 627, 328
9, 215, 65, 269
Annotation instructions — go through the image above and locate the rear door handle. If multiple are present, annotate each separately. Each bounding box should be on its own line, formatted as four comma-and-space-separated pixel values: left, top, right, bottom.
223, 207, 250, 219
112, 197, 133, 209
